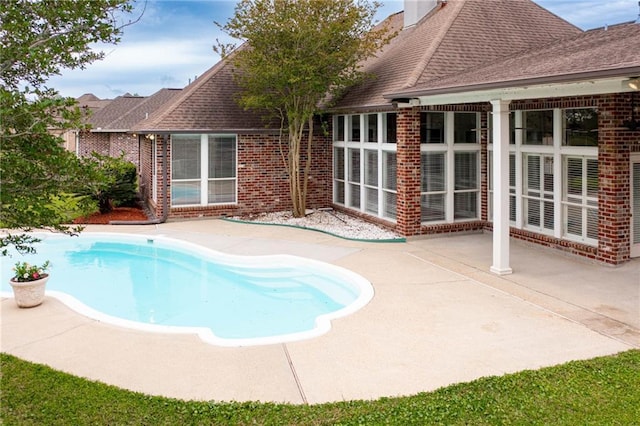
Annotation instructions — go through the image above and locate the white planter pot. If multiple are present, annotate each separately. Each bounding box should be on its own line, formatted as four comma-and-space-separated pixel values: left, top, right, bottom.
9, 275, 49, 308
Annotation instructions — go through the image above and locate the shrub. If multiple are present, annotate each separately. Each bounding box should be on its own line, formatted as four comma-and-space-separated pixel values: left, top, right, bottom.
79, 153, 138, 214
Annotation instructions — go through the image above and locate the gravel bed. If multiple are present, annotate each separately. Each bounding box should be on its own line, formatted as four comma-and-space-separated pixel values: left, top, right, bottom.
232, 210, 403, 240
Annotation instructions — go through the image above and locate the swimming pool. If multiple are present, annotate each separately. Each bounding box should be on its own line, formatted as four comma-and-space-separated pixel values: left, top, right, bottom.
0, 233, 374, 346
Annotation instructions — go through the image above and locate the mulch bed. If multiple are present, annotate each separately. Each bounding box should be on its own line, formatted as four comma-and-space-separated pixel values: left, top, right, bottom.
73, 207, 149, 224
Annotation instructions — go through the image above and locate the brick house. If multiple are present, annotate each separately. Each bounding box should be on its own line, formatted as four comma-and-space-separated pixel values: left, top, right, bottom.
77, 89, 181, 168
129, 0, 639, 268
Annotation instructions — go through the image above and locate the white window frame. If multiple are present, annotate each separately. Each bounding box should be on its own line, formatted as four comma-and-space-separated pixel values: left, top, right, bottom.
421, 112, 480, 223
170, 134, 237, 207
488, 108, 598, 246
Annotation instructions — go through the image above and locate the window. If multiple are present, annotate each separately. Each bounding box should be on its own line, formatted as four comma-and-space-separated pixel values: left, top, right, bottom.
207, 136, 236, 203
365, 114, 378, 143
384, 113, 397, 144
364, 150, 378, 214
171, 135, 202, 205
564, 108, 598, 146
454, 112, 478, 144
348, 148, 361, 208
333, 147, 345, 204
523, 154, 554, 232
349, 115, 360, 142
421, 152, 446, 222
454, 152, 479, 219
563, 156, 598, 243
523, 110, 554, 145
420, 112, 445, 143
171, 134, 237, 206
383, 151, 397, 219
335, 116, 345, 142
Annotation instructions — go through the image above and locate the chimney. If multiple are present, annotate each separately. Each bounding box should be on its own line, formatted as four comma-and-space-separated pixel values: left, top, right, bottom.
404, 0, 439, 28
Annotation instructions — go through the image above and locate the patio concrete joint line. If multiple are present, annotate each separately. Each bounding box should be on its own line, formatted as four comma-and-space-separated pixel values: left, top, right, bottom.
282, 343, 308, 404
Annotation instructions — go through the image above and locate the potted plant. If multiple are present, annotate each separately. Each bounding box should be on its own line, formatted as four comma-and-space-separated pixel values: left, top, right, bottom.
9, 260, 51, 308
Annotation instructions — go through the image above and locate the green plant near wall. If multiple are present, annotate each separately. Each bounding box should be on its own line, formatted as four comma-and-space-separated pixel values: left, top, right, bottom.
78, 153, 139, 214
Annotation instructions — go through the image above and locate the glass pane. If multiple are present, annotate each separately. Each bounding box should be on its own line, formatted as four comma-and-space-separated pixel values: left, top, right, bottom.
454, 192, 477, 219
365, 150, 378, 186
171, 135, 201, 180
421, 152, 445, 192
336, 116, 345, 141
334, 181, 345, 204
383, 152, 397, 190
208, 179, 235, 203
526, 199, 541, 227
384, 191, 397, 219
350, 115, 360, 142
171, 181, 200, 205
454, 112, 477, 143
509, 154, 516, 187
365, 114, 378, 143
523, 110, 553, 145
454, 152, 478, 191
544, 201, 554, 230
526, 155, 541, 191
421, 112, 445, 144
587, 159, 598, 198
349, 149, 360, 182
208, 136, 235, 179
365, 187, 378, 214
564, 108, 598, 146
421, 193, 445, 222
334, 147, 344, 178
566, 205, 582, 236
385, 113, 397, 143
349, 183, 360, 208
566, 157, 583, 196
510, 195, 516, 222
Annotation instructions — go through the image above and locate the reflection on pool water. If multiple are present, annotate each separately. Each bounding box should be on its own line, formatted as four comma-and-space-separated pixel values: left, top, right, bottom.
1, 233, 374, 346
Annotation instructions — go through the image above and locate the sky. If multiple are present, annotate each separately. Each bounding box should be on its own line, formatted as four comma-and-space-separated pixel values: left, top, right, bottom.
47, 0, 640, 100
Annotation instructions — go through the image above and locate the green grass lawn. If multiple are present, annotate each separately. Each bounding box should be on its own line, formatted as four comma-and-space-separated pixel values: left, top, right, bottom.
2, 350, 639, 425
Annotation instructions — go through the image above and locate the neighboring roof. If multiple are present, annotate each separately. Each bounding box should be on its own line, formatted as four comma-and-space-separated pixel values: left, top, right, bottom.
333, 0, 582, 111
388, 22, 640, 99
77, 93, 112, 113
87, 89, 182, 132
132, 57, 276, 133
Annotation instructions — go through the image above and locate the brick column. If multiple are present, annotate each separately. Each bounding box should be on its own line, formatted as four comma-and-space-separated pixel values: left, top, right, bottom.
597, 93, 635, 264
396, 107, 422, 236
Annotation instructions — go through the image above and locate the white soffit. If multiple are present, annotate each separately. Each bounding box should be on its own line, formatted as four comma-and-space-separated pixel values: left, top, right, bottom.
411, 77, 632, 106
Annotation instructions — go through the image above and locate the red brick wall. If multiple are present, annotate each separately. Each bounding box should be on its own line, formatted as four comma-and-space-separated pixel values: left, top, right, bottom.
77, 131, 139, 167
596, 92, 639, 264
142, 126, 332, 221
396, 107, 422, 235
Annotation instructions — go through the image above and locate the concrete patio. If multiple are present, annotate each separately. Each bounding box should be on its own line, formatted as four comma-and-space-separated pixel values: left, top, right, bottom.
1, 219, 638, 404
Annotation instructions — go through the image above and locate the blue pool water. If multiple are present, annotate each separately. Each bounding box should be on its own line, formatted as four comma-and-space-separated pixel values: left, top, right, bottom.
1, 233, 373, 346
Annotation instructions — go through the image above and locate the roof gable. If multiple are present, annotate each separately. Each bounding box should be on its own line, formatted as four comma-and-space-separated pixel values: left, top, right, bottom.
391, 22, 640, 99
334, 0, 581, 110
87, 89, 182, 131
132, 57, 275, 133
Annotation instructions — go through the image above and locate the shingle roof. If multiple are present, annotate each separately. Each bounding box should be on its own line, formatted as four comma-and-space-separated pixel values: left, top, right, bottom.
87, 89, 182, 131
132, 57, 275, 133
333, 0, 582, 110
389, 22, 640, 98
76, 93, 112, 113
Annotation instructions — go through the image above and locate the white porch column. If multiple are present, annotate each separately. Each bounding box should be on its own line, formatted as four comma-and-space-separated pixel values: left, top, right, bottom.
490, 99, 513, 275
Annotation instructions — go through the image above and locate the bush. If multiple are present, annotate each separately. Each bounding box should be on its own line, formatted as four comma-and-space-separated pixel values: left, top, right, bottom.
79, 153, 139, 214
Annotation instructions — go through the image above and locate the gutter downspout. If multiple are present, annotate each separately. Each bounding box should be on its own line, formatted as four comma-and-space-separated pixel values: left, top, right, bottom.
110, 133, 169, 225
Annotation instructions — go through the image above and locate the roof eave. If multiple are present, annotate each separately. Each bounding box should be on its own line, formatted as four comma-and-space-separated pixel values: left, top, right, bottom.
385, 67, 640, 103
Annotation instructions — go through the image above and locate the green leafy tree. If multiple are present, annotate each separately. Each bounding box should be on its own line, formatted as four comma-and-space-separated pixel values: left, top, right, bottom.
216, 0, 395, 217
0, 0, 134, 255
